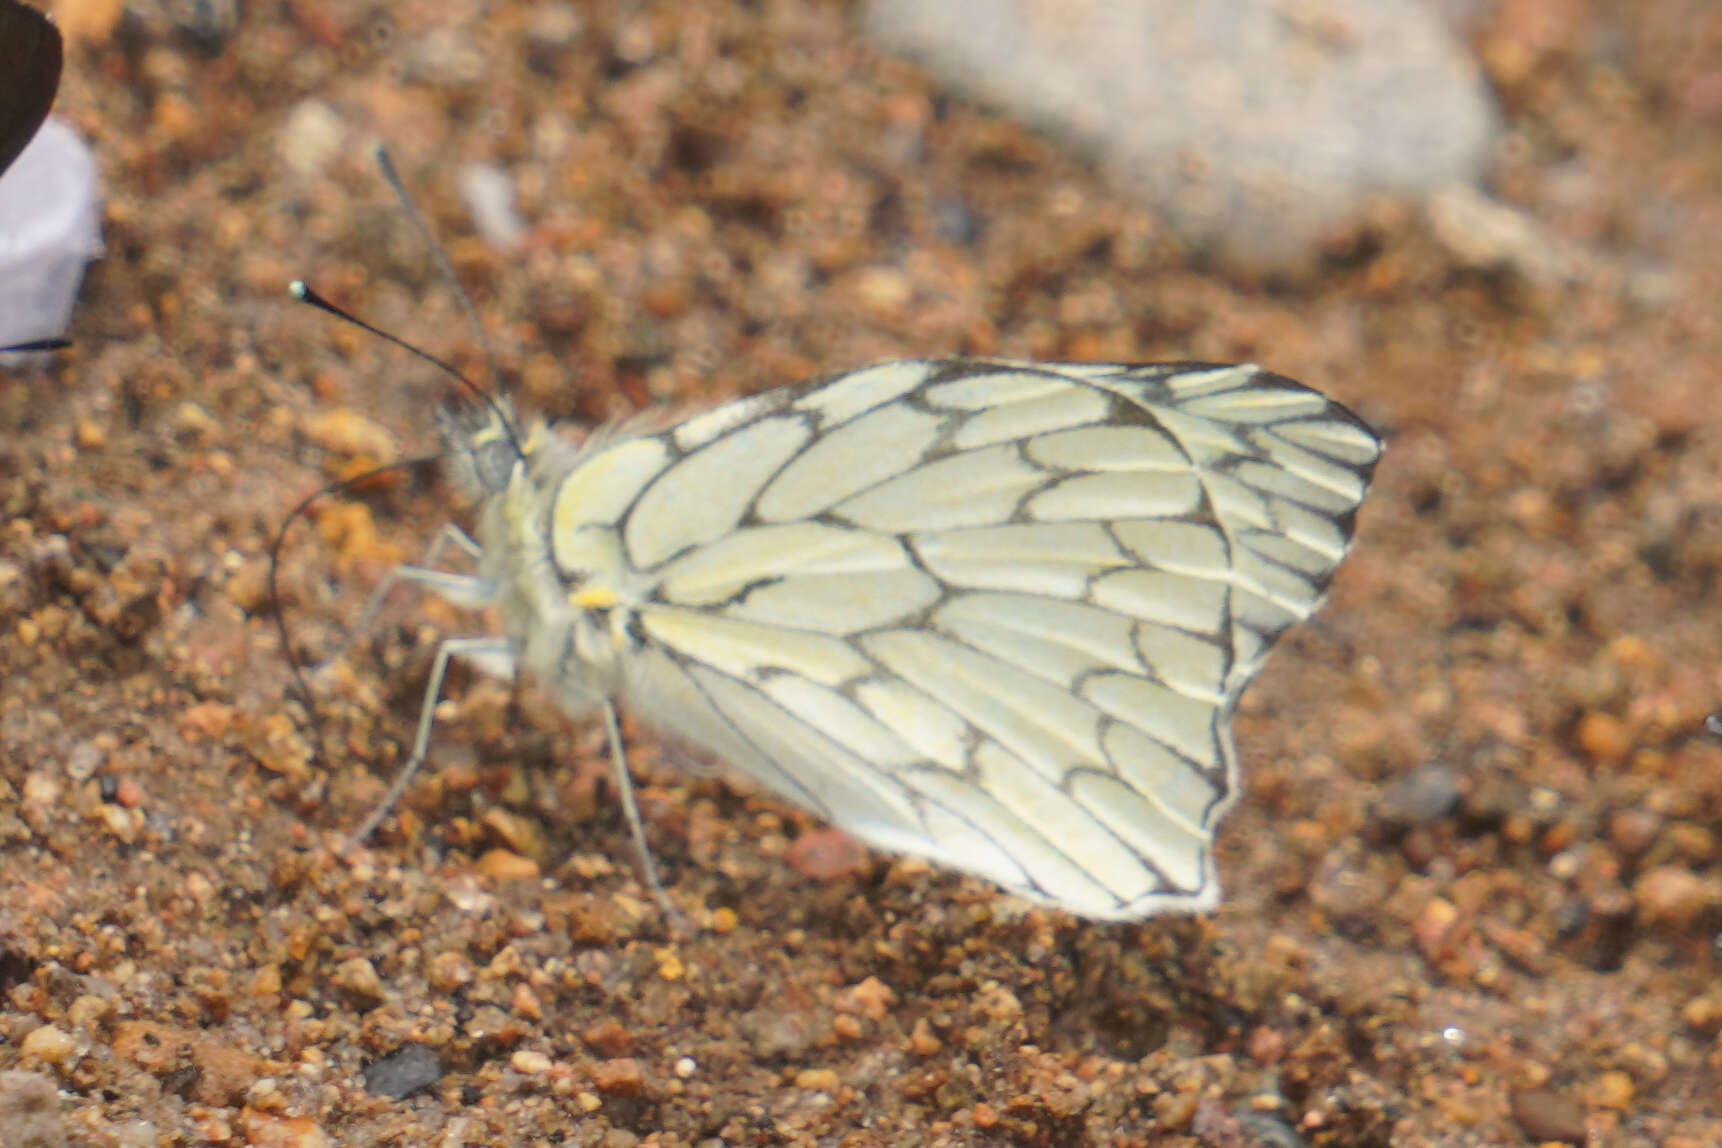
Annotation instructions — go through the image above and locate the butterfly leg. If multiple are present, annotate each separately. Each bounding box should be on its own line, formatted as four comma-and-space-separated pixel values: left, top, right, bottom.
343, 633, 515, 850
316, 523, 490, 676
600, 698, 683, 929
343, 535, 681, 925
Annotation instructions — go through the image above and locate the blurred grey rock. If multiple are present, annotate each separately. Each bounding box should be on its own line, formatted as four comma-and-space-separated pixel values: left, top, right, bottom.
1375, 760, 1463, 827
362, 1043, 442, 1099
865, 0, 1499, 278
0, 1071, 65, 1148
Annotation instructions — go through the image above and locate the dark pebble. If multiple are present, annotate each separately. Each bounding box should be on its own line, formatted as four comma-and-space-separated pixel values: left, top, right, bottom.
1375, 761, 1463, 827
363, 1044, 443, 1100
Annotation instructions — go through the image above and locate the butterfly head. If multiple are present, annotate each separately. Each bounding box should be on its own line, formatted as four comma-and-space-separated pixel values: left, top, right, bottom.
437, 398, 530, 502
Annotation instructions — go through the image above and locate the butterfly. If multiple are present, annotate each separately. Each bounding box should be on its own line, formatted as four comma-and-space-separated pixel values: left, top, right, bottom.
0, 0, 82, 358
329, 351, 1379, 921
0, 0, 61, 180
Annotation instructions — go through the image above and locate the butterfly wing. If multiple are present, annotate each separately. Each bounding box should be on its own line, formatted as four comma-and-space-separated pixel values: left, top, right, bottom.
0, 0, 62, 179
561, 359, 1379, 919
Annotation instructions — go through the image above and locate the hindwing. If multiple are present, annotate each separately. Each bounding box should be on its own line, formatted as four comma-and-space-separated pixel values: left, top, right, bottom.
541, 358, 1378, 920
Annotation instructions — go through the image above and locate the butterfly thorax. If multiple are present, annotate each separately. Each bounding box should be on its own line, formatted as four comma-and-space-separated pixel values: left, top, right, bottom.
443, 402, 641, 717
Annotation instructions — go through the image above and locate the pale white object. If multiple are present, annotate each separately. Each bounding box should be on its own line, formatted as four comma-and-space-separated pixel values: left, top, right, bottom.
865, 0, 1497, 276
458, 162, 528, 251
0, 118, 101, 349
364, 359, 1379, 920
277, 99, 345, 178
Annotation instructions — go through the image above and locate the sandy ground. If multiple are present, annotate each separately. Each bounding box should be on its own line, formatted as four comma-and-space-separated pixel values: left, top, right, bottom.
3, 1, 1721, 1145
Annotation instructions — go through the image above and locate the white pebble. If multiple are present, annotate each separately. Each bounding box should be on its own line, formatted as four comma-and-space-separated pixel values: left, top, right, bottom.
459, 162, 528, 251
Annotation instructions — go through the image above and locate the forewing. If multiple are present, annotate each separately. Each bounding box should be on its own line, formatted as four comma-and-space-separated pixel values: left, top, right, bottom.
607, 359, 1379, 919
0, 0, 62, 179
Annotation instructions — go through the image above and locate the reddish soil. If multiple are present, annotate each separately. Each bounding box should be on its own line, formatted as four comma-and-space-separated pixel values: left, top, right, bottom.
3, 1, 1720, 1145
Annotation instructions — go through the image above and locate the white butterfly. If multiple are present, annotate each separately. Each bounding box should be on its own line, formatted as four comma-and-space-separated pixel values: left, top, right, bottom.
353, 357, 1379, 921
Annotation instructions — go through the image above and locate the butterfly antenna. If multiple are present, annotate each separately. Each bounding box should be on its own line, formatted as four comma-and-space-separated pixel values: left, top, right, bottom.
281, 152, 529, 859
372, 144, 507, 406
289, 280, 525, 460
289, 156, 679, 923
266, 455, 441, 774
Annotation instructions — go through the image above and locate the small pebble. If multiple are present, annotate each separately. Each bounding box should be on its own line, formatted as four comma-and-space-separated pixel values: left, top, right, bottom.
1588, 1069, 1634, 1111
112, 778, 145, 808
1607, 808, 1663, 856
794, 1067, 841, 1092
1412, 896, 1461, 960
1375, 761, 1462, 826
582, 1021, 635, 1059
458, 162, 528, 251
1246, 1026, 1286, 1066
1632, 866, 1712, 928
22, 770, 61, 809
279, 99, 346, 177
738, 1008, 818, 1060
853, 266, 912, 313
837, 976, 896, 1021
111, 1120, 157, 1148
784, 827, 869, 880
72, 418, 105, 449
1667, 822, 1716, 863
239, 1112, 332, 1148
331, 958, 385, 1009
565, 898, 616, 946
525, 3, 582, 52
477, 849, 541, 881
244, 1077, 283, 1110
510, 1050, 552, 1075
481, 808, 547, 861
66, 996, 111, 1029
361, 1045, 441, 1100
426, 951, 474, 992
96, 804, 138, 843
1510, 1088, 1588, 1145
1573, 711, 1630, 763
300, 408, 398, 462
510, 984, 543, 1021
19, 1026, 75, 1068
1235, 1109, 1306, 1148
1679, 993, 1722, 1036
589, 1058, 644, 1096
170, 401, 218, 443
64, 742, 104, 781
